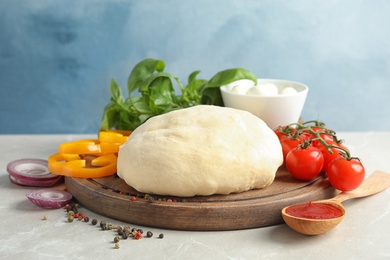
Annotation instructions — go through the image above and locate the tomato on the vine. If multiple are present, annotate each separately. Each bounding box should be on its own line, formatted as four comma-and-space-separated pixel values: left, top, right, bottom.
327, 157, 365, 191
275, 127, 310, 160
285, 146, 324, 181
317, 142, 350, 173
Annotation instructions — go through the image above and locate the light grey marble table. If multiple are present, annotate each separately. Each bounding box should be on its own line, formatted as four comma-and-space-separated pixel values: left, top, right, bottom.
1, 133, 389, 260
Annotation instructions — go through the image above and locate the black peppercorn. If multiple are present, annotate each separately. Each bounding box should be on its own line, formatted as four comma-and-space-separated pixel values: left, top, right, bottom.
100, 221, 106, 228
158, 233, 164, 239
146, 231, 153, 238
122, 232, 128, 239
114, 236, 120, 243
91, 219, 98, 225
84, 216, 89, 223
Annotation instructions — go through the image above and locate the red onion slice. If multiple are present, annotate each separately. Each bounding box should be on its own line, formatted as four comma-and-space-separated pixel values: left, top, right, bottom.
26, 189, 73, 209
7, 158, 63, 187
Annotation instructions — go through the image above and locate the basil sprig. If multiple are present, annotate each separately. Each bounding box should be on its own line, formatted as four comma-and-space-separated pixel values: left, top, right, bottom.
100, 58, 257, 131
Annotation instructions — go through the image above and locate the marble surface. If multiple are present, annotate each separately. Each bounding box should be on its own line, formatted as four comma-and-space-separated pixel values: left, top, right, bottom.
1, 133, 389, 259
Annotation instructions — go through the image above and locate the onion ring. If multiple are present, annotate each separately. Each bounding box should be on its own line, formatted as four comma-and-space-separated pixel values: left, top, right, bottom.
26, 189, 73, 209
7, 158, 63, 187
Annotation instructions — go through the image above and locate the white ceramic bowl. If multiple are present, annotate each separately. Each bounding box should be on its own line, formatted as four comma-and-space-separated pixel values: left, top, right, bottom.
220, 79, 308, 130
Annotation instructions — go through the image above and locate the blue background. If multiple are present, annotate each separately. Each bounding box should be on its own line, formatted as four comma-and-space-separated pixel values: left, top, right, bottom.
1, 0, 390, 134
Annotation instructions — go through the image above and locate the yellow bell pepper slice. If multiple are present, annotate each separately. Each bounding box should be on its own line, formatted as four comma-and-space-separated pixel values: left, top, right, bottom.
99, 130, 131, 144
48, 153, 117, 178
58, 131, 131, 155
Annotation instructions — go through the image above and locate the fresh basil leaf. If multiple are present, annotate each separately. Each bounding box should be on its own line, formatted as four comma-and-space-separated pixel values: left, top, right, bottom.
204, 68, 257, 88
100, 102, 120, 131
147, 73, 179, 114
127, 58, 165, 94
180, 70, 205, 106
109, 79, 124, 104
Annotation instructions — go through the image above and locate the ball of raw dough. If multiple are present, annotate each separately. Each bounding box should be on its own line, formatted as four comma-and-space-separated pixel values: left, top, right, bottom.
117, 105, 283, 197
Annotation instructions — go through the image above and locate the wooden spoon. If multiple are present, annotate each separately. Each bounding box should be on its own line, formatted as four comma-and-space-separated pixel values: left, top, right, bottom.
282, 170, 390, 235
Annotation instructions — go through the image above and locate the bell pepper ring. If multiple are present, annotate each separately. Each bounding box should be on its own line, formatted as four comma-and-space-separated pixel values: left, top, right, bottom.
58, 131, 131, 155
98, 130, 131, 144
48, 153, 117, 178
58, 140, 122, 155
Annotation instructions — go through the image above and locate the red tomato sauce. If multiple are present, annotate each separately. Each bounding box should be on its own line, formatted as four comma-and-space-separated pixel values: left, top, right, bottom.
285, 202, 343, 219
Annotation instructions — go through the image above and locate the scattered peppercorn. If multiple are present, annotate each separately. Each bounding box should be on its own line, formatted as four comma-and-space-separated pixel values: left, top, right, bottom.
158, 233, 164, 239
67, 210, 74, 217
146, 231, 153, 238
91, 219, 98, 225
147, 196, 155, 203
124, 226, 131, 235
122, 232, 128, 240
131, 196, 137, 201
78, 215, 83, 221
114, 236, 120, 243
107, 223, 113, 230
114, 242, 120, 249
100, 221, 106, 228
42, 215, 48, 220
67, 215, 74, 223
133, 231, 143, 240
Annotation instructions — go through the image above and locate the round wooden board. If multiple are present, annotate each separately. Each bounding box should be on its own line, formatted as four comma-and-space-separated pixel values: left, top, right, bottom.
65, 165, 337, 231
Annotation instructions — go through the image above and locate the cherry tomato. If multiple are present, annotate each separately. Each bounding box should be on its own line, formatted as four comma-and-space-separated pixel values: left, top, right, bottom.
285, 146, 324, 181
274, 126, 295, 140
278, 131, 309, 160
327, 157, 365, 191
317, 142, 350, 173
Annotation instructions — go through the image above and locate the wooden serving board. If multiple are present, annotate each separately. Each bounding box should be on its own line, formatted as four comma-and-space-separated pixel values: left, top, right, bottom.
65, 165, 337, 231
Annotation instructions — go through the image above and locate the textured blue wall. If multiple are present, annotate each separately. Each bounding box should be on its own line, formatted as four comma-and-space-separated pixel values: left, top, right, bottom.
1, 0, 390, 133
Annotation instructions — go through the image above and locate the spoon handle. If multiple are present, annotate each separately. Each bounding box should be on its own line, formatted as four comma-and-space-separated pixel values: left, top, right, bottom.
333, 170, 390, 203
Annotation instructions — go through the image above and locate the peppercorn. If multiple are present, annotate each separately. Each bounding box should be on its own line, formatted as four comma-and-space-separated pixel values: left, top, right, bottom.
117, 229, 123, 236
78, 215, 83, 221
158, 233, 164, 239
71, 206, 78, 214
114, 242, 120, 249
123, 226, 131, 234
100, 221, 106, 228
147, 196, 155, 203
67, 215, 74, 223
146, 231, 153, 238
133, 231, 143, 240
107, 223, 113, 230
67, 210, 74, 217
138, 229, 143, 234
84, 216, 89, 223
91, 219, 98, 225
42, 215, 48, 220
114, 236, 120, 243
122, 232, 128, 240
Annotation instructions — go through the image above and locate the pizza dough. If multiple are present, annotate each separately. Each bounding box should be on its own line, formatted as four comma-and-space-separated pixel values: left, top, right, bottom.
117, 105, 283, 197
